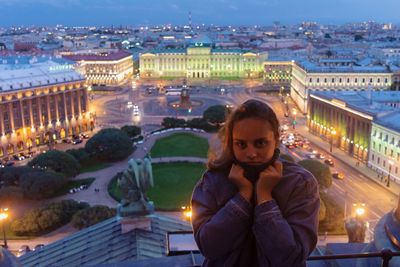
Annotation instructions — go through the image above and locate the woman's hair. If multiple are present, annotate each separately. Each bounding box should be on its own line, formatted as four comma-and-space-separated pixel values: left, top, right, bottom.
207, 99, 280, 171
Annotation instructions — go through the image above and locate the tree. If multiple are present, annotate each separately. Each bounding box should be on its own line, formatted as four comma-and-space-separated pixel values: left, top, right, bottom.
72, 205, 116, 229
0, 166, 37, 186
280, 153, 295, 163
187, 118, 217, 132
161, 117, 186, 128
319, 199, 326, 222
19, 171, 68, 199
85, 128, 133, 161
66, 148, 90, 164
298, 159, 332, 189
121, 125, 141, 138
10, 199, 87, 236
28, 150, 80, 177
203, 105, 227, 124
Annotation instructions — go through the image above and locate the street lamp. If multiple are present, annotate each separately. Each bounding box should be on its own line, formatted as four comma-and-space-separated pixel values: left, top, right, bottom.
330, 129, 336, 153
388, 160, 394, 187
353, 203, 366, 219
181, 206, 192, 222
0, 208, 8, 248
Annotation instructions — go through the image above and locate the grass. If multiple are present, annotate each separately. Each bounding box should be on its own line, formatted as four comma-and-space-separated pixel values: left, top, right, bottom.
53, 177, 96, 197
80, 159, 111, 173
150, 133, 209, 158
319, 192, 346, 235
108, 163, 206, 210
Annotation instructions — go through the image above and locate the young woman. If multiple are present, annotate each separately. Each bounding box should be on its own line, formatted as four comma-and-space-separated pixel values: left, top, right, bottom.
191, 99, 320, 267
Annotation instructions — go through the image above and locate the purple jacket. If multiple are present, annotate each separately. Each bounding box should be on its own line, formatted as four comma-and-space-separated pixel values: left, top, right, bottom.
191, 160, 320, 267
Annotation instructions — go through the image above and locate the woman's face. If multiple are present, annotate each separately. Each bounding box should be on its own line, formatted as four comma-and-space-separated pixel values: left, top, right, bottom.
232, 117, 277, 164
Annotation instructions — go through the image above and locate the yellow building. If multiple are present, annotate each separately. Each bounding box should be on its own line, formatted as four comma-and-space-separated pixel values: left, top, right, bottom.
140, 36, 266, 79
64, 51, 133, 86
0, 61, 91, 157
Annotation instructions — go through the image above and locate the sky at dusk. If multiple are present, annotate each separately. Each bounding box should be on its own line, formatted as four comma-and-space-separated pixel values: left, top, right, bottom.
0, 0, 399, 27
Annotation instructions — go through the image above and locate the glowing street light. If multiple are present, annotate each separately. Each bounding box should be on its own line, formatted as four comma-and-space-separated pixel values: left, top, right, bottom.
353, 203, 366, 219
0, 208, 9, 248
181, 206, 192, 222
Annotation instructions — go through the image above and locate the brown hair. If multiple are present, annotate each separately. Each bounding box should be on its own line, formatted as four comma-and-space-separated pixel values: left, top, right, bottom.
207, 99, 280, 171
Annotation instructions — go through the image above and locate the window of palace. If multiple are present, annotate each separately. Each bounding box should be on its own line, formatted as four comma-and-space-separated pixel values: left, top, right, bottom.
378, 78, 381, 83
372, 154, 375, 161
362, 78, 365, 83
355, 78, 358, 83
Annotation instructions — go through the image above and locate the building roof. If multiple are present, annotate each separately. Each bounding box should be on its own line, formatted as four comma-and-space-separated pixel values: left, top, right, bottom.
297, 60, 391, 73
0, 60, 84, 92
310, 90, 400, 132
19, 214, 191, 267
63, 51, 132, 62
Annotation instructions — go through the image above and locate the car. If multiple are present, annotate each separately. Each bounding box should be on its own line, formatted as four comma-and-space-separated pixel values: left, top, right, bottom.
17, 245, 31, 257
34, 244, 45, 251
306, 153, 316, 159
316, 153, 325, 159
72, 139, 83, 145
332, 172, 345, 180
324, 159, 335, 167
13, 154, 24, 161
79, 133, 89, 139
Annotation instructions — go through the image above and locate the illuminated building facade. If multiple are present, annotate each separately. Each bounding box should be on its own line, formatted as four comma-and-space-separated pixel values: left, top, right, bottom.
64, 51, 133, 86
308, 90, 400, 178
139, 37, 266, 80
0, 61, 91, 157
263, 60, 293, 91
291, 61, 393, 113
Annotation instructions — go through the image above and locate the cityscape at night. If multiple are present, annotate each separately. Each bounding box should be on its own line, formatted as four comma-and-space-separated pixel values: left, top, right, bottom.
1, 0, 400, 266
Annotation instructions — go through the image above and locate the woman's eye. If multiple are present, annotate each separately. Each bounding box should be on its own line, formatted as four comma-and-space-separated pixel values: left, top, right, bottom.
235, 141, 246, 149
255, 140, 267, 148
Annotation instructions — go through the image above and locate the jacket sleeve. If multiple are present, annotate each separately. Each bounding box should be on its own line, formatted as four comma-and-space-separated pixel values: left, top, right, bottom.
253, 173, 320, 267
191, 172, 253, 260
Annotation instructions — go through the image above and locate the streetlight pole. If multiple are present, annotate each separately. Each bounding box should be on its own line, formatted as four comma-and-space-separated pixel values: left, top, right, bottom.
387, 160, 394, 187
292, 109, 297, 130
330, 129, 336, 153
0, 208, 8, 249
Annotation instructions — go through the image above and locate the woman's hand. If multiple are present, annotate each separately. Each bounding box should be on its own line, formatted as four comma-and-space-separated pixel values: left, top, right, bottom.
228, 164, 253, 202
256, 161, 283, 204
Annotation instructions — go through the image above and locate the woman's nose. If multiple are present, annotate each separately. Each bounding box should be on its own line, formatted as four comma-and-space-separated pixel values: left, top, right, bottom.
246, 147, 257, 160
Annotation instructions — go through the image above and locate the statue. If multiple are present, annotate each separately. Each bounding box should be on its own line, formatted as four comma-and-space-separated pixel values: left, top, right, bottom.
117, 156, 155, 217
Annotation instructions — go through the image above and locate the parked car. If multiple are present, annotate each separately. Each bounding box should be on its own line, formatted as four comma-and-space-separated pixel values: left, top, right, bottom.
316, 153, 325, 159
17, 245, 31, 257
72, 139, 83, 145
332, 172, 345, 180
79, 133, 89, 139
324, 159, 335, 167
5, 161, 14, 167
34, 244, 45, 251
306, 153, 316, 159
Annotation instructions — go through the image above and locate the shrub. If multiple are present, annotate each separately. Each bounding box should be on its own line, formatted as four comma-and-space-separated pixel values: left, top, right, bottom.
203, 105, 227, 124
280, 153, 295, 163
10, 199, 87, 236
85, 128, 133, 161
161, 117, 186, 128
298, 159, 332, 189
28, 150, 80, 177
121, 125, 141, 138
20, 171, 68, 199
66, 148, 90, 164
0, 166, 38, 186
72, 205, 116, 230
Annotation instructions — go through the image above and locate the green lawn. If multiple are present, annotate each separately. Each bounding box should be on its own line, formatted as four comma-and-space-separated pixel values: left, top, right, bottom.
108, 163, 206, 210
53, 177, 96, 197
150, 133, 209, 158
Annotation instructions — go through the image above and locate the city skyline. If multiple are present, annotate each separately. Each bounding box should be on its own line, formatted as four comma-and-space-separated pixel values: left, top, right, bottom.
0, 0, 399, 27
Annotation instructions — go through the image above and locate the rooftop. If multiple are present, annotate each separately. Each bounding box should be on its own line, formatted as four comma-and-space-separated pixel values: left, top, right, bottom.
310, 90, 400, 131
63, 51, 132, 62
19, 214, 192, 267
0, 59, 84, 92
